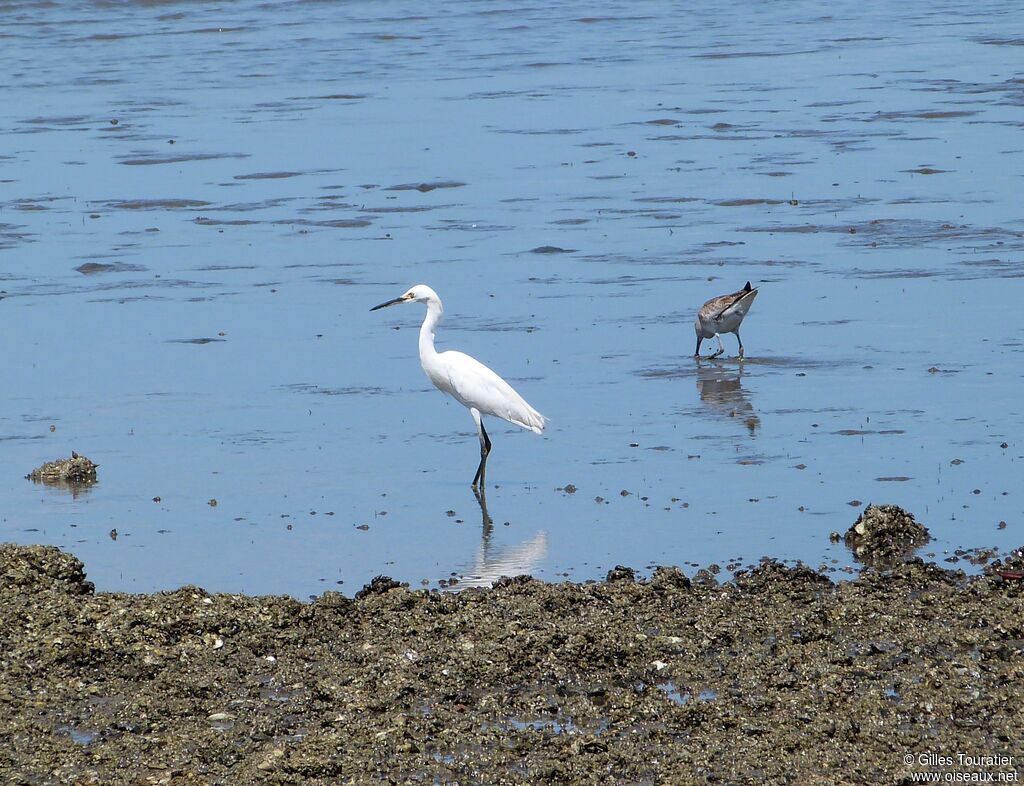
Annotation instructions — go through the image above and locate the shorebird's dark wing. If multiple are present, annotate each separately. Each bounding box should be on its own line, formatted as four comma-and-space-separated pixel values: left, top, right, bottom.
712, 285, 757, 321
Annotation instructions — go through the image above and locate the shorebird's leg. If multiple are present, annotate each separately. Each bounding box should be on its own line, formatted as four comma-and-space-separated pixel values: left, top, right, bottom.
710, 333, 725, 359
736, 329, 745, 360
470, 408, 492, 490
694, 336, 703, 358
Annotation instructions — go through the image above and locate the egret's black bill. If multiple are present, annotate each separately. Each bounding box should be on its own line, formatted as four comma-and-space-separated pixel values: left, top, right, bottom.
370, 297, 405, 311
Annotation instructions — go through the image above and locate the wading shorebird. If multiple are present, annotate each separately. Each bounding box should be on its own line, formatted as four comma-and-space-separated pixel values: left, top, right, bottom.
371, 285, 545, 490
694, 281, 759, 359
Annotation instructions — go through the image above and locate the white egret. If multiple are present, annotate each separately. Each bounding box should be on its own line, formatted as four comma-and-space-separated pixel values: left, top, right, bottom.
694, 281, 759, 359
371, 285, 545, 489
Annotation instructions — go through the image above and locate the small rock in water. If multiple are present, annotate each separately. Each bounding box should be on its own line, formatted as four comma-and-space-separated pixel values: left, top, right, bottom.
355, 576, 404, 599
606, 566, 635, 583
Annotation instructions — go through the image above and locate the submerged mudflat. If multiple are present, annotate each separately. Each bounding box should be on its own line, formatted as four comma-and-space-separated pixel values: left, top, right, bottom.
2, 543, 1022, 785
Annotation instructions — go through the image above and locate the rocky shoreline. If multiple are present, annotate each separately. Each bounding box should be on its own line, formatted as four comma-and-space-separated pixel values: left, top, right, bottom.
2, 543, 1023, 785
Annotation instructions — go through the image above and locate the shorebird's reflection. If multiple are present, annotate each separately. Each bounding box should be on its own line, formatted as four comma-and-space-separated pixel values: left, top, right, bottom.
455, 490, 548, 588
695, 358, 760, 435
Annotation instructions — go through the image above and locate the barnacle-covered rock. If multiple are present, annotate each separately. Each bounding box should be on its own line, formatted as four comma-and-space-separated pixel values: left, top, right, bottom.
27, 452, 99, 485
844, 504, 930, 567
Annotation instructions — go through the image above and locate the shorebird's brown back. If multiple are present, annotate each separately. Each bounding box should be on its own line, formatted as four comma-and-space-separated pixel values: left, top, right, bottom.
700, 281, 758, 321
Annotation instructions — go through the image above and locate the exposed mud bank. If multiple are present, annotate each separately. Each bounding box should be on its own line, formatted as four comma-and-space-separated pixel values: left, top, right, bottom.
2, 544, 1022, 785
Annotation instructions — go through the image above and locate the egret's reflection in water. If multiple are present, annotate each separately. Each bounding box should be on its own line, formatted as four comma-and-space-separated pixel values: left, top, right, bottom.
695, 360, 760, 435
454, 491, 548, 589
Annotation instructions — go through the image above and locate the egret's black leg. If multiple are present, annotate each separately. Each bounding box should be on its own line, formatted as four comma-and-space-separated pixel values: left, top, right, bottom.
471, 411, 492, 490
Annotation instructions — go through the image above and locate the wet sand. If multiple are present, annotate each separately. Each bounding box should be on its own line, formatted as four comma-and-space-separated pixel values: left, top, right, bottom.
3, 543, 1022, 785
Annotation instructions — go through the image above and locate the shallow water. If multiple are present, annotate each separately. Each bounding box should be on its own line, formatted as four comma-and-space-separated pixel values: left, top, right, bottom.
1, 0, 1022, 596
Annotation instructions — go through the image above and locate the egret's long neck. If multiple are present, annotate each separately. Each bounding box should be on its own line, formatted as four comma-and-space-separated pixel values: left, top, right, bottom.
418, 297, 443, 365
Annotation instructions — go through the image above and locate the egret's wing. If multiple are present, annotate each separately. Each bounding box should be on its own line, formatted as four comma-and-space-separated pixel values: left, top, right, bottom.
440, 351, 545, 433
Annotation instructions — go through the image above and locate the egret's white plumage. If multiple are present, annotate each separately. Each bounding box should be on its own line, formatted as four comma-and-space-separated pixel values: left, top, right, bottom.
694, 281, 759, 359
371, 284, 544, 488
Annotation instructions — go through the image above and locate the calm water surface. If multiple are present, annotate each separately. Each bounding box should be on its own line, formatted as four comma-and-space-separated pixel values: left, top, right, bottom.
1, 0, 1022, 596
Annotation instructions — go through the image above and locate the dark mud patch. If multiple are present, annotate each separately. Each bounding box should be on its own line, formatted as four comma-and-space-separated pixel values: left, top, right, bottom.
118, 152, 250, 166
2, 544, 1021, 785
18, 115, 93, 127
741, 218, 1023, 253
191, 264, 258, 272
692, 47, 823, 59
233, 171, 304, 180
74, 262, 147, 275
834, 428, 906, 436
358, 205, 443, 214
869, 109, 979, 121
271, 218, 373, 229
384, 180, 466, 193
165, 337, 226, 345
711, 198, 787, 207
101, 199, 210, 211
529, 245, 576, 254
194, 217, 260, 226
280, 383, 389, 397
634, 195, 700, 204
210, 198, 296, 213
305, 93, 368, 100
